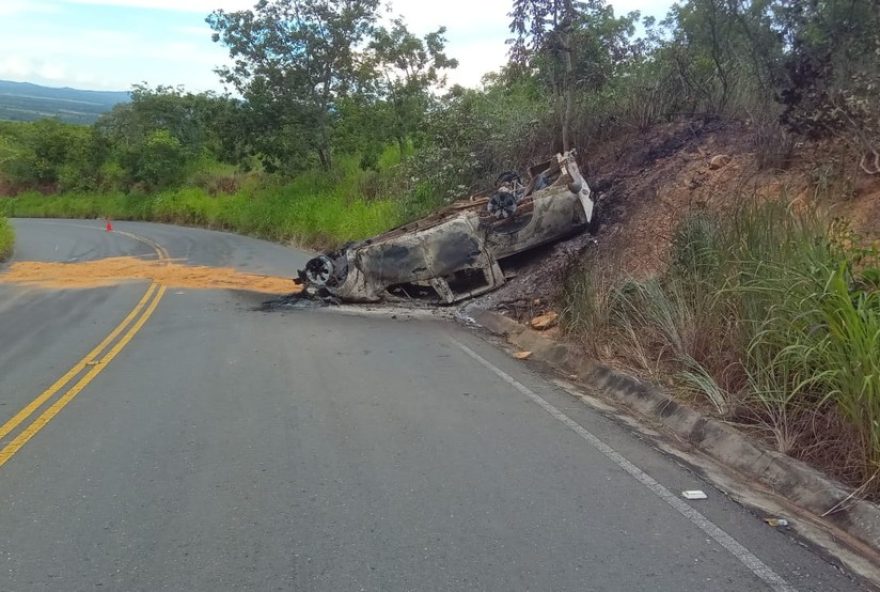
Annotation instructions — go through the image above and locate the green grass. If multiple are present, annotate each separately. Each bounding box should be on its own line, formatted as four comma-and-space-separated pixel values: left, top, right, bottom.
562, 201, 880, 492
0, 216, 12, 261
0, 186, 401, 250
0, 151, 411, 250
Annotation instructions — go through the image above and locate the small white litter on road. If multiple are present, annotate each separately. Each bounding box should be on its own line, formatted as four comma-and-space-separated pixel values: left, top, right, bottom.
682, 490, 708, 500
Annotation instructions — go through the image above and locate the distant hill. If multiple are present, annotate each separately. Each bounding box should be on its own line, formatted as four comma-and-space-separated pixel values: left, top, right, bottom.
0, 80, 129, 125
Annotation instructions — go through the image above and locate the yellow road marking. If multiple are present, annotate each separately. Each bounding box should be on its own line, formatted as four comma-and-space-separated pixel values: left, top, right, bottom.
0, 283, 157, 441
0, 226, 170, 468
0, 285, 167, 468
114, 230, 170, 262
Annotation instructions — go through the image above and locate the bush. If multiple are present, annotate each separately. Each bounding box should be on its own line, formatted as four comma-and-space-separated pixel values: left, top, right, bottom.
0, 216, 13, 261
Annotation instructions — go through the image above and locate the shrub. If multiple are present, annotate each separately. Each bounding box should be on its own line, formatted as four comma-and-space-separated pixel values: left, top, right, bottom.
0, 216, 13, 261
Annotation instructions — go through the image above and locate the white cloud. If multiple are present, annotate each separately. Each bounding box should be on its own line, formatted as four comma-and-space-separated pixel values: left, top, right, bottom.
59, 0, 253, 11
0, 56, 108, 89
0, 56, 33, 79
0, 0, 58, 17
175, 24, 214, 37
0, 0, 29, 16
443, 40, 509, 88
386, 0, 511, 34
611, 0, 673, 18
37, 62, 67, 81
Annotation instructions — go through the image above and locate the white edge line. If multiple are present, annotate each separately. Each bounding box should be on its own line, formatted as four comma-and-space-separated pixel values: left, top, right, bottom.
448, 336, 798, 592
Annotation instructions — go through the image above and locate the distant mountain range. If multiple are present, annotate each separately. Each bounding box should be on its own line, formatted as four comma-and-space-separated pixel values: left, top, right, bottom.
0, 80, 130, 125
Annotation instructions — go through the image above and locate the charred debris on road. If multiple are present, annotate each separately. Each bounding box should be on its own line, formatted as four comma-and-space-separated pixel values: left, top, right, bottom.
271, 151, 596, 310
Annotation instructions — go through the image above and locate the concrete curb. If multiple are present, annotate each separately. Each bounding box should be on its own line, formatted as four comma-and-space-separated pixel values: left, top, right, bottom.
470, 308, 880, 559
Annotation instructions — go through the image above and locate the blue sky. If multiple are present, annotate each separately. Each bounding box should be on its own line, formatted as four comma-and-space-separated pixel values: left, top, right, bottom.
0, 0, 673, 92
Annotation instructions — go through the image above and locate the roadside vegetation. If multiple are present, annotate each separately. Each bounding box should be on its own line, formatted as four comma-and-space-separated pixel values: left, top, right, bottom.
563, 204, 880, 492
0, 151, 403, 249
0, 216, 12, 261
1, 0, 879, 488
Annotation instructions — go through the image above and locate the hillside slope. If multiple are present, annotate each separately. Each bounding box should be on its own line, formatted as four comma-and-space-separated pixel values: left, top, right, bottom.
0, 80, 128, 124
473, 119, 880, 315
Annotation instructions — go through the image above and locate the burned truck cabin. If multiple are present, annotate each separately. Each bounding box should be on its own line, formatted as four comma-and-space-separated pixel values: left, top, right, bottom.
297, 151, 595, 304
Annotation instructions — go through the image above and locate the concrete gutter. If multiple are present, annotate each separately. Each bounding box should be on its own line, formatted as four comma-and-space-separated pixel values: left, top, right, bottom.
468, 308, 880, 570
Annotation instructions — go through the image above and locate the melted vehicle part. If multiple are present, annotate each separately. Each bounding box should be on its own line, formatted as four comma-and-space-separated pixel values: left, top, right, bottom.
297, 151, 595, 305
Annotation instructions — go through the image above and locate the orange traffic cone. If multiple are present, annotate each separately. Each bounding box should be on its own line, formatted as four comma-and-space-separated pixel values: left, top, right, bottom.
105, 218, 113, 232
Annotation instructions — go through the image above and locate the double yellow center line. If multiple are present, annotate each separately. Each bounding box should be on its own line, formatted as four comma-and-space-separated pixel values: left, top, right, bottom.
0, 232, 168, 469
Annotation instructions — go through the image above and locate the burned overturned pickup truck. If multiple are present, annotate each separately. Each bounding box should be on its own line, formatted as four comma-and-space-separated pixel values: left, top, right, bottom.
297, 151, 595, 304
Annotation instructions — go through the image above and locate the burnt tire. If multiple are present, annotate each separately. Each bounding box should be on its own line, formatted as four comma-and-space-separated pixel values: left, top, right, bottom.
304, 255, 335, 286
487, 190, 518, 220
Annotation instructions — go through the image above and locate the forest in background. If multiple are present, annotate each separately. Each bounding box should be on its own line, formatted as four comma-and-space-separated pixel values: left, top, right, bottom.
0, 0, 876, 243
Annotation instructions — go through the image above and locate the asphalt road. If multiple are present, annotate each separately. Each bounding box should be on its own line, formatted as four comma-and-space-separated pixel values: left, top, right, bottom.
0, 218, 870, 592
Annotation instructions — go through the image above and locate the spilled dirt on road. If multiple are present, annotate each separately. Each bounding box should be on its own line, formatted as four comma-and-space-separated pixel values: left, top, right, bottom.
0, 256, 302, 295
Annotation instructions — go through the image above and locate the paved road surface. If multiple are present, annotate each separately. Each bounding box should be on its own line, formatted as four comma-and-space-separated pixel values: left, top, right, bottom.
0, 219, 869, 591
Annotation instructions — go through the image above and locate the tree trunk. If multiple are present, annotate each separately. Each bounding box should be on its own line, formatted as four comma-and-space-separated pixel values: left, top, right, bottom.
318, 146, 331, 171
561, 34, 573, 153
560, 0, 576, 153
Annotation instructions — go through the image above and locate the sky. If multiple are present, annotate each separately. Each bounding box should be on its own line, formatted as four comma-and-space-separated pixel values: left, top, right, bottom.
0, 0, 673, 93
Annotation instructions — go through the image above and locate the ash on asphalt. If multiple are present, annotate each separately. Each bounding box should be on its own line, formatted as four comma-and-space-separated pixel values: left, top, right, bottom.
255, 291, 459, 324
256, 292, 334, 311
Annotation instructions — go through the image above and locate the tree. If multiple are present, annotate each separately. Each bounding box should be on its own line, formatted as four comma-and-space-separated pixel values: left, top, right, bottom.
510, 0, 585, 151
98, 85, 233, 162
772, 0, 880, 173
370, 19, 458, 158
130, 129, 187, 189
207, 0, 382, 171
95, 85, 238, 189
0, 119, 103, 189
566, 5, 640, 91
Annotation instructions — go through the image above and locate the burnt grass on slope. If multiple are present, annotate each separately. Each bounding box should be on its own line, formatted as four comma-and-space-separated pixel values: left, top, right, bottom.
468, 119, 727, 320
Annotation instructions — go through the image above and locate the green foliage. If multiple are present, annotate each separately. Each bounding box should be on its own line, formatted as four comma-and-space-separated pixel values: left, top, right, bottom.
370, 19, 458, 156
661, 0, 781, 115
207, 0, 382, 171
0, 153, 403, 250
774, 0, 880, 172
407, 79, 553, 202
0, 119, 103, 189
121, 129, 187, 190
817, 266, 880, 472
1, 0, 877, 204
0, 216, 13, 261
96, 85, 243, 190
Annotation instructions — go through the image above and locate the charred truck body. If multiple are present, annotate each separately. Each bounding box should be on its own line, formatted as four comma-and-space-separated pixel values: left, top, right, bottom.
298, 151, 595, 304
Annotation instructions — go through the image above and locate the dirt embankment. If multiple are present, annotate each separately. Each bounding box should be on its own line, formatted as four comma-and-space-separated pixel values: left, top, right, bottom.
0, 256, 301, 295
476, 118, 880, 317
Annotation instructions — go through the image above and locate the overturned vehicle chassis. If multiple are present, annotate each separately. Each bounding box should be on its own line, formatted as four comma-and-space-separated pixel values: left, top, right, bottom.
297, 152, 595, 304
